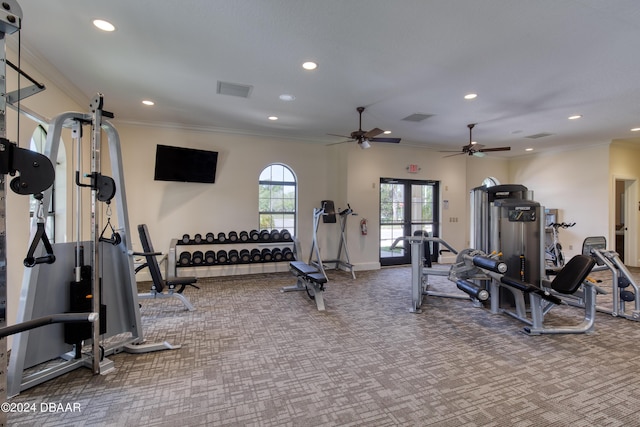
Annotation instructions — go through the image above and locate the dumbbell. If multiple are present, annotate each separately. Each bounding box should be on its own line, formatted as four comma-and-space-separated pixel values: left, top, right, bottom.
228, 249, 240, 264
205, 232, 215, 243
217, 232, 226, 243
178, 251, 192, 266
269, 229, 281, 241
259, 230, 270, 241
281, 229, 292, 241
250, 249, 262, 262
205, 250, 216, 264
216, 250, 228, 264
193, 233, 203, 244
181, 234, 191, 244
239, 231, 250, 242
261, 248, 273, 262
239, 249, 251, 263
250, 230, 260, 241
282, 247, 294, 261
191, 251, 204, 265
228, 231, 238, 242
271, 247, 283, 261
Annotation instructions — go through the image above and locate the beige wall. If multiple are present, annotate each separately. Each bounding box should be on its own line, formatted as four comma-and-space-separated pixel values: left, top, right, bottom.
609, 140, 640, 265
508, 144, 611, 262
117, 124, 330, 260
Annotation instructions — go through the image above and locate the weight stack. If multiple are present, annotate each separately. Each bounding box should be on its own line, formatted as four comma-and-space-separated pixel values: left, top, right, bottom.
64, 265, 106, 346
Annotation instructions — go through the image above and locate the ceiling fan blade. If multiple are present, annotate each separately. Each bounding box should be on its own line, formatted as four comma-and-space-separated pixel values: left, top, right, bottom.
326, 140, 352, 146
370, 137, 401, 143
443, 152, 465, 158
478, 147, 511, 152
327, 133, 353, 139
364, 127, 384, 138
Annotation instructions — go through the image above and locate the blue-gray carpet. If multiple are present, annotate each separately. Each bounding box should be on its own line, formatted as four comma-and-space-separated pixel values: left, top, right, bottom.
8, 266, 640, 426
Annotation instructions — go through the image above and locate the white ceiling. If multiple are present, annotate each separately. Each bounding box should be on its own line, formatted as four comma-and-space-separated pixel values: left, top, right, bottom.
11, 0, 640, 156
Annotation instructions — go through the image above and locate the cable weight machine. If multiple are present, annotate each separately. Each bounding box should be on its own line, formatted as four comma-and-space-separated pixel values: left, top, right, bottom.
7, 94, 179, 398
308, 200, 356, 279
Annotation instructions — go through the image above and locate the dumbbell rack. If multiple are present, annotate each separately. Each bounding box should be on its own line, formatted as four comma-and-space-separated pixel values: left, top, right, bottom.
168, 229, 296, 278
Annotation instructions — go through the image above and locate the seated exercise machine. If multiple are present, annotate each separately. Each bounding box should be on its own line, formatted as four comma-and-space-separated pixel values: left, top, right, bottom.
581, 236, 640, 321
133, 224, 199, 311
450, 251, 599, 335
391, 234, 471, 312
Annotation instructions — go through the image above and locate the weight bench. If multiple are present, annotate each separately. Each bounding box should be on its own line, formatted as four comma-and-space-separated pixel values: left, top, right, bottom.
281, 260, 328, 311
134, 224, 199, 311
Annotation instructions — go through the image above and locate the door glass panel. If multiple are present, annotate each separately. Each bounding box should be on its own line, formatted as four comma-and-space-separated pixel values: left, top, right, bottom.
380, 179, 439, 266
380, 183, 406, 260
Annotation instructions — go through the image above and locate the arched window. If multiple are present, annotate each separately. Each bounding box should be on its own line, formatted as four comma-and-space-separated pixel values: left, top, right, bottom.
259, 164, 297, 233
482, 176, 501, 187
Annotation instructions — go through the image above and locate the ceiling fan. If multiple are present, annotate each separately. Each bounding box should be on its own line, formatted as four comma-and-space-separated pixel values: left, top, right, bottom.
442, 124, 511, 157
328, 106, 401, 149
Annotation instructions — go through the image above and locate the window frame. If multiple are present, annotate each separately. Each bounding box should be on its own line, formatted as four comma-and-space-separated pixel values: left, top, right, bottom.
258, 163, 297, 235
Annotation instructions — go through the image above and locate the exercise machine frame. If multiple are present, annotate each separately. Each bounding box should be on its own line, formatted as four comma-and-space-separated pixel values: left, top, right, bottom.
7, 96, 177, 397
582, 236, 640, 321
308, 202, 356, 279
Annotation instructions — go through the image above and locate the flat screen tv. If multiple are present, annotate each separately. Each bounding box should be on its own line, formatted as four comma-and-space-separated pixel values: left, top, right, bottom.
154, 144, 218, 183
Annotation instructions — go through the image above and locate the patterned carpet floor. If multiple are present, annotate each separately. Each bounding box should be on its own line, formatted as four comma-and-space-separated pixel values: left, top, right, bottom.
7, 265, 640, 426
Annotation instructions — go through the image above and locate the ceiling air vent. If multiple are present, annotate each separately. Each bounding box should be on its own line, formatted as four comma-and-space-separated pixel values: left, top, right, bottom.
216, 81, 253, 98
525, 132, 554, 139
401, 113, 434, 122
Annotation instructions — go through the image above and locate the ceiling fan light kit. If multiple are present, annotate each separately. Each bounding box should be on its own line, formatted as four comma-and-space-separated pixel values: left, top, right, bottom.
441, 123, 511, 158
328, 106, 401, 148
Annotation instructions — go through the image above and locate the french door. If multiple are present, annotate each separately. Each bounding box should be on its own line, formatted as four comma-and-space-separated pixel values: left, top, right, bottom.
380, 178, 439, 266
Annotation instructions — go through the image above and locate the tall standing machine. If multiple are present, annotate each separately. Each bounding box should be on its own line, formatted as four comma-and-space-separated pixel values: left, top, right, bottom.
470, 185, 544, 310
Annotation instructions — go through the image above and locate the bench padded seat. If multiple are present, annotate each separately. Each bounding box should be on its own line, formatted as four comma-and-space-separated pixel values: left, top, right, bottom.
290, 261, 327, 284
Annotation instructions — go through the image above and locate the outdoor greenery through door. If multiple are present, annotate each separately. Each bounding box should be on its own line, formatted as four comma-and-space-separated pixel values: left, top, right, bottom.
380, 178, 439, 266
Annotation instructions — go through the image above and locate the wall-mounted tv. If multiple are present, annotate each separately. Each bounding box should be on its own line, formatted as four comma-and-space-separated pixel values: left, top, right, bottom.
154, 144, 218, 183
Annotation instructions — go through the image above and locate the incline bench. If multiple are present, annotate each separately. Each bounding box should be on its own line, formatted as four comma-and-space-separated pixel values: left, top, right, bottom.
281, 260, 328, 311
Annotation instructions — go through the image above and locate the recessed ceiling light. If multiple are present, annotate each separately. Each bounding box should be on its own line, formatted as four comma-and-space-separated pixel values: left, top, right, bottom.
525, 148, 534, 152
142, 100, 155, 106
568, 115, 582, 120
302, 61, 318, 70
279, 94, 295, 101
383, 130, 391, 134
631, 127, 640, 132
268, 116, 278, 121
464, 93, 478, 100
93, 19, 115, 32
